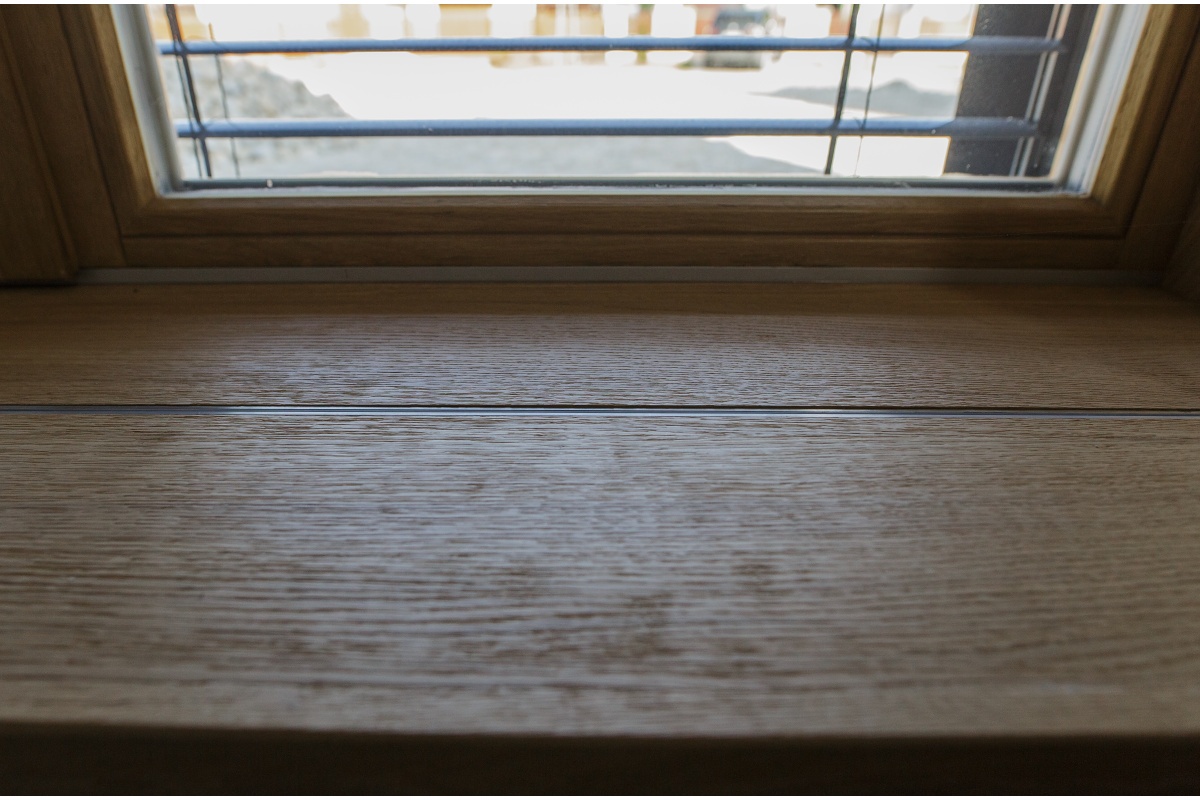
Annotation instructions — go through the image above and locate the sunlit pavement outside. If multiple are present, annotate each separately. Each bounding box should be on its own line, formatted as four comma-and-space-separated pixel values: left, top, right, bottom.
175, 50, 968, 180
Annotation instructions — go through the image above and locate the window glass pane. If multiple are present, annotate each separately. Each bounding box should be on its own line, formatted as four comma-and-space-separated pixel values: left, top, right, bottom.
140, 3, 1135, 188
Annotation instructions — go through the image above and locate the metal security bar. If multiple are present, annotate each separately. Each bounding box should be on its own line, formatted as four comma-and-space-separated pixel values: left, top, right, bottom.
158, 3, 1090, 184
158, 35, 1067, 57
175, 117, 1039, 140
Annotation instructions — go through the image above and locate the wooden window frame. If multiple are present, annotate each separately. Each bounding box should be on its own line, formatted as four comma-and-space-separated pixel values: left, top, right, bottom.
1, 4, 1199, 281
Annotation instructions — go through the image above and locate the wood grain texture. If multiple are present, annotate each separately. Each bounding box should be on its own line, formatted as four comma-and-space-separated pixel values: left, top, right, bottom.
0, 7, 123, 268
2, 284, 1199, 408
119, 233, 1126, 270
1119, 17, 1200, 271
0, 13, 72, 283
57, 5, 161, 229
129, 190, 1122, 239
1166, 186, 1200, 301
1091, 6, 1200, 225
2, 414, 1200, 738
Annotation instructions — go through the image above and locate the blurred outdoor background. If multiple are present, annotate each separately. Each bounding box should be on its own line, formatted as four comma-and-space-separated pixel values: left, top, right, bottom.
149, 4, 981, 181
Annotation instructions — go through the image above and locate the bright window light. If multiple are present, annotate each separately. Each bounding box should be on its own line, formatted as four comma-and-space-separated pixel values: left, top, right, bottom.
129, 3, 1145, 191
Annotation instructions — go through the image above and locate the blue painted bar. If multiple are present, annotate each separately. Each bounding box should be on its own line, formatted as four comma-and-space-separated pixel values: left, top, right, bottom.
175, 117, 1038, 140
157, 34, 1064, 57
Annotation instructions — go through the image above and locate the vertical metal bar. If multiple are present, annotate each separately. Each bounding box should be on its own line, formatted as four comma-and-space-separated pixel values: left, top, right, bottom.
824, 4, 861, 175
165, 4, 212, 178
1013, 4, 1097, 178
853, 6, 888, 176
1023, 5, 1097, 178
1009, 5, 1066, 176
944, 5, 1062, 177
170, 53, 204, 179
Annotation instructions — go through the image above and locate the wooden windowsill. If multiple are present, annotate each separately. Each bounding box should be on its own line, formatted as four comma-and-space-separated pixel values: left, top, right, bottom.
4, 282, 1200, 407
2, 283, 1199, 791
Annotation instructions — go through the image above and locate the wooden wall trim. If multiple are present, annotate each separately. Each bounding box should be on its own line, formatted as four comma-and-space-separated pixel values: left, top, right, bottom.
119, 233, 1124, 271
5, 6, 1198, 275
0, 7, 123, 271
57, 5, 160, 234
1090, 6, 1200, 226
130, 192, 1122, 240
1118, 10, 1200, 271
0, 11, 74, 284
44, 5, 1194, 273
1165, 186, 1200, 301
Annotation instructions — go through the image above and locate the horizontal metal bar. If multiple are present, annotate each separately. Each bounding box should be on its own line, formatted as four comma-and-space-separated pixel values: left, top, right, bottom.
3, 405, 1197, 419
157, 35, 1065, 57
176, 117, 1037, 140
182, 176, 1056, 192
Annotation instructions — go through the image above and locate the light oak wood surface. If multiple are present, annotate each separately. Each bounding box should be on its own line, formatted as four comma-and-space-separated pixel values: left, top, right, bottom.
3, 284, 1199, 407
129, 192, 1124, 238
3, 413, 1200, 737
3, 283, 1200, 789
119, 233, 1128, 271
1090, 6, 1200, 228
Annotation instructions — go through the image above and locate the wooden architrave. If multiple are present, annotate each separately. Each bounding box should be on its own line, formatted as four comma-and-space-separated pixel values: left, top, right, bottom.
1165, 185, 1200, 301
0, 10, 77, 283
7, 4, 1200, 276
